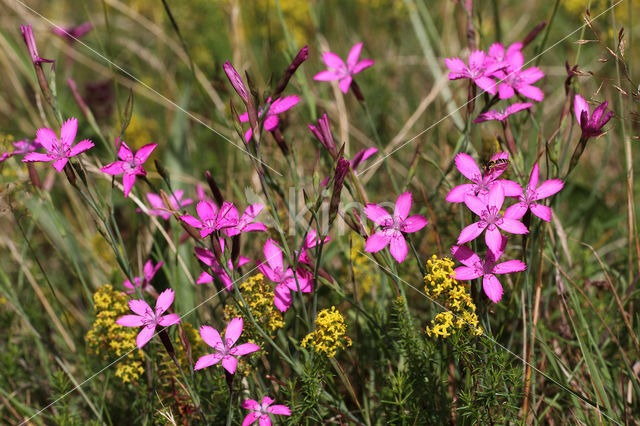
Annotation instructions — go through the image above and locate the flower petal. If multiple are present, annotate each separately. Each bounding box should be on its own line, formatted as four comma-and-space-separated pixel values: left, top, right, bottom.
136, 325, 156, 349
60, 117, 78, 149
274, 284, 292, 312
231, 343, 260, 356
313, 70, 341, 81
67, 139, 94, 157
363, 204, 392, 226
457, 222, 485, 244
498, 218, 529, 234
482, 274, 503, 303
504, 203, 528, 220
517, 84, 544, 102
463, 194, 486, 217
451, 245, 481, 267
115, 315, 144, 327
180, 215, 202, 228
454, 153, 481, 181
129, 299, 151, 316
269, 95, 299, 114
194, 353, 222, 370
134, 143, 157, 164
225, 317, 244, 347
364, 232, 391, 253
35, 127, 59, 152
241, 412, 261, 426
242, 399, 261, 410
117, 141, 134, 161
389, 234, 408, 263
197, 200, 218, 221
535, 179, 564, 199
454, 266, 482, 280
446, 184, 474, 203
530, 203, 552, 222
158, 313, 181, 327
100, 161, 125, 175
338, 76, 353, 94
268, 405, 291, 415
23, 152, 56, 163
394, 192, 412, 222
492, 259, 527, 274
221, 355, 238, 374
122, 173, 136, 197
155, 288, 175, 317
484, 227, 503, 256
347, 42, 363, 69
574, 94, 590, 126
401, 215, 428, 233
263, 239, 284, 271
200, 325, 223, 349
322, 51, 345, 70
352, 59, 374, 74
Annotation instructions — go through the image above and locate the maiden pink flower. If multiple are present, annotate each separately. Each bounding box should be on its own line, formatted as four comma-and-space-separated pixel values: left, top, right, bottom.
23, 118, 94, 172
574, 94, 613, 138
314, 42, 374, 94
180, 201, 239, 238
115, 288, 181, 349
1, 139, 42, 163
145, 190, 193, 220
259, 239, 311, 312
486, 42, 523, 66
224, 204, 267, 236
238, 96, 299, 141
123, 260, 164, 294
458, 185, 529, 255
494, 50, 544, 101
473, 102, 533, 123
452, 237, 526, 303
364, 192, 428, 263
195, 245, 251, 290
100, 141, 156, 197
445, 50, 501, 95
446, 152, 521, 203
297, 229, 331, 265
504, 163, 564, 222
241, 396, 291, 426
194, 317, 260, 374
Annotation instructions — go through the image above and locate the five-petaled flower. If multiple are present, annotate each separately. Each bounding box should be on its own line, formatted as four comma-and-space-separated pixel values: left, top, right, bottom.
458, 185, 529, 256
194, 317, 260, 374
1, 139, 42, 163
452, 237, 526, 303
364, 192, 428, 263
238, 96, 299, 142
314, 42, 374, 94
115, 288, 181, 349
241, 396, 291, 426
100, 142, 157, 197
23, 118, 94, 172
180, 201, 239, 238
224, 204, 267, 236
123, 260, 163, 294
494, 49, 545, 101
445, 50, 501, 95
259, 239, 311, 312
505, 163, 564, 222
574, 94, 613, 139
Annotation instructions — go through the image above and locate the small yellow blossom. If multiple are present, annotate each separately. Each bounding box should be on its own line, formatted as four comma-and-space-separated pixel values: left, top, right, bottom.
301, 306, 352, 357
424, 255, 483, 338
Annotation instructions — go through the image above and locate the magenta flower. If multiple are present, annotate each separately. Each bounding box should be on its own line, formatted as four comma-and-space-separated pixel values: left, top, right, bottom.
52, 22, 93, 42
20, 24, 54, 65
23, 118, 94, 172
238, 96, 299, 141
297, 229, 331, 265
486, 42, 523, 66
100, 142, 157, 197
494, 50, 544, 101
115, 288, 181, 349
446, 152, 521, 203
574, 94, 613, 139
259, 239, 311, 312
194, 318, 260, 374
350, 147, 378, 171
445, 50, 501, 95
452, 237, 526, 303
123, 260, 164, 294
504, 163, 564, 222
364, 192, 428, 263
473, 102, 533, 123
308, 113, 338, 158
0, 139, 42, 163
458, 185, 529, 255
313, 42, 374, 94
195, 246, 251, 290
145, 190, 193, 220
241, 396, 291, 426
180, 201, 239, 238
224, 204, 267, 236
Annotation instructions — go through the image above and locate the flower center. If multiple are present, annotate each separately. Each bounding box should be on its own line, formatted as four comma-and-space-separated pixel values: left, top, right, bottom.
481, 206, 503, 226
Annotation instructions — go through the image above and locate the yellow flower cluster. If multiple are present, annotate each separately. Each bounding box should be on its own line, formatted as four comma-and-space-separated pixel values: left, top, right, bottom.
224, 274, 284, 337
424, 255, 483, 338
301, 306, 352, 357
85, 284, 145, 384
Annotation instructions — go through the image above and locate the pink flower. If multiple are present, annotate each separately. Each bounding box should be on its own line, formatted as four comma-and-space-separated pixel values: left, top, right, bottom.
52, 22, 93, 42
259, 239, 311, 312
241, 396, 291, 426
473, 102, 533, 123
115, 288, 181, 349
494, 50, 544, 101
123, 260, 164, 294
23, 118, 94, 172
238, 96, 299, 141
100, 142, 157, 197
486, 42, 523, 67
1, 139, 42, 163
458, 185, 529, 256
364, 192, 428, 263
452, 237, 526, 303
314, 42, 374, 94
350, 147, 378, 171
297, 229, 331, 265
194, 317, 260, 374
446, 152, 521, 203
574, 94, 613, 139
445, 50, 501, 95
180, 201, 239, 238
224, 204, 267, 236
145, 190, 193, 220
308, 113, 338, 158
195, 245, 251, 290
504, 163, 564, 222
20, 24, 54, 65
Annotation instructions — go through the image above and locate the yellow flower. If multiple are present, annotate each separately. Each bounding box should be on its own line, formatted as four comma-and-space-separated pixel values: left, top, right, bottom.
301, 306, 352, 358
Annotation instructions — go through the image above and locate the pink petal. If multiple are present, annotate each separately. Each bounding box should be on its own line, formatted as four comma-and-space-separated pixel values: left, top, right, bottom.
122, 173, 136, 197
451, 245, 481, 267
322, 51, 345, 70
475, 76, 498, 95
364, 232, 391, 253
100, 161, 125, 175
242, 222, 268, 232
364, 204, 392, 226
200, 325, 223, 349
504, 203, 528, 220
196, 271, 214, 284
129, 299, 151, 316
482, 274, 503, 303
263, 239, 284, 271
180, 215, 202, 228
347, 43, 363, 69
535, 179, 564, 199
194, 353, 222, 370
389, 234, 408, 263
457, 222, 485, 244
258, 416, 271, 426
261, 396, 275, 406
197, 200, 218, 221
445, 57, 469, 78
498, 83, 515, 100
221, 355, 238, 374
136, 324, 156, 349
487, 185, 505, 210
268, 405, 291, 415
115, 315, 145, 327
394, 192, 412, 222
217, 202, 239, 228
338, 76, 353, 94
23, 152, 56, 163
242, 412, 261, 426
454, 153, 481, 181
263, 115, 279, 131
60, 117, 78, 149
530, 204, 552, 222
498, 218, 529, 234
463, 194, 485, 217
274, 284, 292, 312
134, 143, 157, 164
468, 50, 486, 70
313, 70, 341, 81
52, 158, 68, 172
498, 180, 523, 197
225, 317, 244, 347
492, 259, 526, 274
484, 227, 503, 256
155, 288, 175, 317
67, 139, 94, 157
446, 184, 474, 203
401, 215, 428, 233
35, 127, 59, 152
352, 59, 374, 74
517, 85, 544, 102
238, 112, 249, 122
488, 43, 505, 60
117, 141, 134, 161
519, 67, 545, 84
454, 266, 482, 280
231, 343, 260, 356
242, 399, 261, 410
574, 94, 589, 125
158, 313, 181, 326
269, 95, 299, 114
